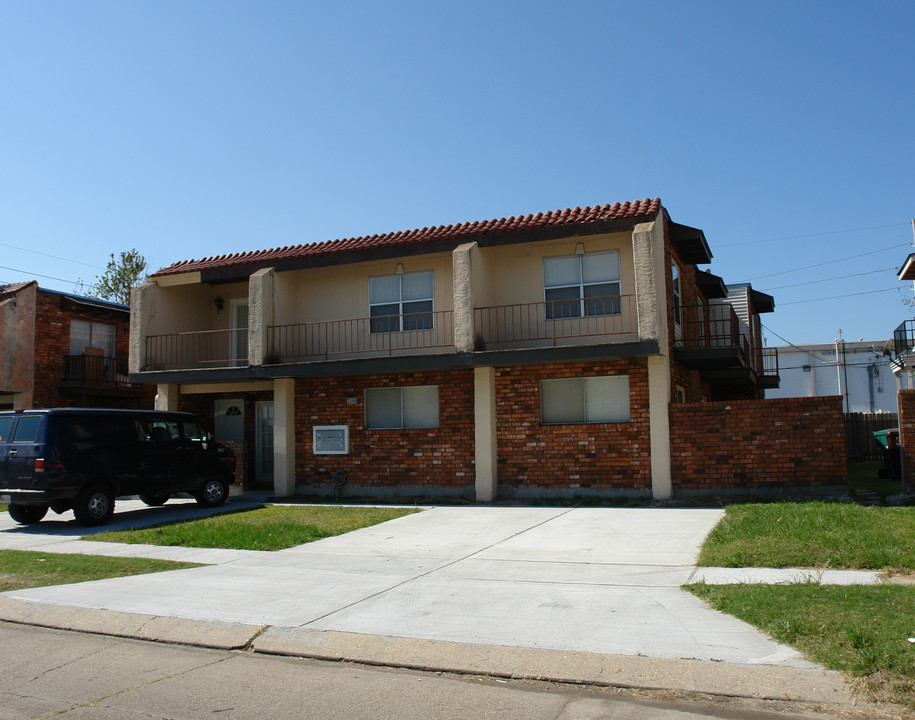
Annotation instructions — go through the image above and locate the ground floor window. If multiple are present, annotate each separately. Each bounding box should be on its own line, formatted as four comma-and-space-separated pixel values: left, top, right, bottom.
540, 375, 629, 424
365, 385, 439, 429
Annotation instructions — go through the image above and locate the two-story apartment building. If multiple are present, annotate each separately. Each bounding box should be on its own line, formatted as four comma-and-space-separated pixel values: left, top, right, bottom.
0, 281, 153, 410
130, 198, 779, 500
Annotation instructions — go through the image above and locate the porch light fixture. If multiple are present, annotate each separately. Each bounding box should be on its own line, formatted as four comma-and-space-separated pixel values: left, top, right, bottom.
395, 263, 404, 275
214, 297, 224, 313
575, 242, 585, 255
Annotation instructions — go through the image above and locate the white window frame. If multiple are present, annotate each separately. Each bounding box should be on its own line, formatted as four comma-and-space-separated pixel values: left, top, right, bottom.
369, 270, 434, 333
365, 385, 439, 429
539, 375, 630, 425
69, 319, 116, 357
543, 251, 621, 320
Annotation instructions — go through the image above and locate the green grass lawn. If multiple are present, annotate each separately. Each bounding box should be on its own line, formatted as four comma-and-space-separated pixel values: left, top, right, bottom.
688, 582, 915, 709
693, 501, 915, 709
87, 504, 421, 551
0, 549, 201, 592
697, 502, 915, 571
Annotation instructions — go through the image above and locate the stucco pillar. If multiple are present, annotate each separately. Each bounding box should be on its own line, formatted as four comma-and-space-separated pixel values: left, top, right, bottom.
452, 242, 478, 353
648, 355, 672, 500
249, 268, 275, 366
273, 377, 296, 498
631, 220, 668, 350
474, 366, 498, 501
129, 282, 157, 374
155, 383, 180, 411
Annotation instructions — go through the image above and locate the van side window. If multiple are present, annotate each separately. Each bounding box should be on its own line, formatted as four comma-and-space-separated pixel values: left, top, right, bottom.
182, 421, 208, 442
147, 420, 181, 441
0, 417, 13, 442
12, 416, 42, 443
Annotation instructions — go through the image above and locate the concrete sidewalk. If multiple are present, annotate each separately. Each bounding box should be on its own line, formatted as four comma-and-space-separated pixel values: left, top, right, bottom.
0, 499, 871, 706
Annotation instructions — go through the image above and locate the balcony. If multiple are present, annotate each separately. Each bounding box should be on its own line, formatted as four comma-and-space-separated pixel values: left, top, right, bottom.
473, 295, 637, 350
894, 319, 915, 357
60, 353, 146, 398
144, 329, 248, 370
267, 310, 454, 363
674, 304, 779, 389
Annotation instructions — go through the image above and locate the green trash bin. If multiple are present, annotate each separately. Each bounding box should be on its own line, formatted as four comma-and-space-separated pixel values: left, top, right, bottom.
873, 429, 900, 478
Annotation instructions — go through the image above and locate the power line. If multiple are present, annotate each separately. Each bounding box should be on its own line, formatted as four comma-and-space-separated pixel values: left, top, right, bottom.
761, 267, 896, 291
716, 222, 910, 248
0, 264, 80, 285
762, 323, 835, 364
747, 244, 909, 281
776, 287, 898, 306
0, 240, 105, 269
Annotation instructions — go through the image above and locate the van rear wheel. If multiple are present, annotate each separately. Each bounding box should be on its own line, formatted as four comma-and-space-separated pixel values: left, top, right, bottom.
9, 504, 48, 525
73, 484, 115, 527
195, 477, 229, 507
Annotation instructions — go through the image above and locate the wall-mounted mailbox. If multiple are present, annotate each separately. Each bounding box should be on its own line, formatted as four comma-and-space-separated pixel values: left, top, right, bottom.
313, 425, 349, 454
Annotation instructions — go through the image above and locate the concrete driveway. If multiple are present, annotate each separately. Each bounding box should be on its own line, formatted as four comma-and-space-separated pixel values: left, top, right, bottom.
0, 502, 814, 668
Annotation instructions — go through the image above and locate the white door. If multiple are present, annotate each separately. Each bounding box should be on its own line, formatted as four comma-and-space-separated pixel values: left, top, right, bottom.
214, 399, 244, 442
255, 401, 274, 485
230, 299, 249, 366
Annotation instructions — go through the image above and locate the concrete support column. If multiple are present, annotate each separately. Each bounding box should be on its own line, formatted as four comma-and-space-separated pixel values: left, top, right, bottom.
632, 220, 668, 351
648, 355, 672, 500
474, 366, 498, 501
155, 383, 180, 411
273, 377, 296, 498
249, 268, 275, 366
452, 242, 479, 353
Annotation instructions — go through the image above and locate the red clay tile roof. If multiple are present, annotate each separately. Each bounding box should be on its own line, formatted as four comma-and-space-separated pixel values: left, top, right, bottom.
0, 280, 37, 298
151, 198, 662, 278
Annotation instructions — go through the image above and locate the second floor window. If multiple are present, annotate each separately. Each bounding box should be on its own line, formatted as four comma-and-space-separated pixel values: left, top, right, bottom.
70, 319, 115, 357
543, 251, 620, 320
369, 271, 433, 333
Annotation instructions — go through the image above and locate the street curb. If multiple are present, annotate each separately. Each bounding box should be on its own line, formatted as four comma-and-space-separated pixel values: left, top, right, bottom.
0, 597, 856, 707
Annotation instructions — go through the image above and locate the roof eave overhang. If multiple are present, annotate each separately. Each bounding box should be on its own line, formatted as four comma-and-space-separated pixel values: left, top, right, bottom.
669, 222, 713, 265
899, 253, 915, 281
695, 270, 728, 299
750, 289, 776, 313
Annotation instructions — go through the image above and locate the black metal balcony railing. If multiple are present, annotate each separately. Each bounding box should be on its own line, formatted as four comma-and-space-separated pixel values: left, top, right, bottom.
144, 328, 248, 370
894, 320, 915, 357
62, 354, 131, 386
267, 310, 454, 362
474, 295, 637, 348
676, 303, 778, 379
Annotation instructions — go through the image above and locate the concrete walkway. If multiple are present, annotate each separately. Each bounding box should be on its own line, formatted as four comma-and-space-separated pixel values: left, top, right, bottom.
0, 497, 881, 706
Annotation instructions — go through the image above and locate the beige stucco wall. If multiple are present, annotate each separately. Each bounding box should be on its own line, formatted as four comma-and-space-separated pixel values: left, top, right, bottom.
473, 232, 636, 309
139, 279, 250, 337
274, 252, 455, 326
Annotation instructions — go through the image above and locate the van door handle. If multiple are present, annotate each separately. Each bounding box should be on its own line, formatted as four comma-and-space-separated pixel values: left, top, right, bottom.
7, 450, 17, 456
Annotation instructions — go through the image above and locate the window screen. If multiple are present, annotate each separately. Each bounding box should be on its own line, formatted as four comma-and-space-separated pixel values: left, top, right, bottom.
365, 385, 439, 429
540, 376, 629, 424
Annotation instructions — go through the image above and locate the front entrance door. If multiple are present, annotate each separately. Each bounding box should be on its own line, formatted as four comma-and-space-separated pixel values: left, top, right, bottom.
230, 299, 249, 366
255, 401, 274, 485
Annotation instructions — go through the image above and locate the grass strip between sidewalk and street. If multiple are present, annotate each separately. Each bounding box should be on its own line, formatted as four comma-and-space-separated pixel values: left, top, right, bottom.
687, 582, 915, 710
697, 502, 915, 571
86, 504, 422, 551
0, 549, 202, 592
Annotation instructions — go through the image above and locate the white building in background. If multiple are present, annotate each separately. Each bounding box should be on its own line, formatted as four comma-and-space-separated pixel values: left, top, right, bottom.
765, 340, 895, 414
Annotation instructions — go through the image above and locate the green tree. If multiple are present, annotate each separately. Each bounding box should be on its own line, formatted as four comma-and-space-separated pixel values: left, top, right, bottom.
90, 250, 149, 306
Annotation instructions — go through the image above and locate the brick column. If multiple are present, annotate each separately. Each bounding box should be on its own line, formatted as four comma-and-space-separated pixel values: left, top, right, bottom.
898, 389, 915, 489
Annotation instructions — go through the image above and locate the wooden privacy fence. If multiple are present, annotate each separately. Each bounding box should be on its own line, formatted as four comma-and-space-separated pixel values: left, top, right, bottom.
846, 412, 898, 460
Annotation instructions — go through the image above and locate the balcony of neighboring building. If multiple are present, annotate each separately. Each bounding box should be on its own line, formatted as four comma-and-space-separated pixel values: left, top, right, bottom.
59, 351, 146, 397
674, 303, 779, 390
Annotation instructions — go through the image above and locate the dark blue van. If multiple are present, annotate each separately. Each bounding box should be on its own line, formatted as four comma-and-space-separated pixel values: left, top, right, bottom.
0, 409, 236, 526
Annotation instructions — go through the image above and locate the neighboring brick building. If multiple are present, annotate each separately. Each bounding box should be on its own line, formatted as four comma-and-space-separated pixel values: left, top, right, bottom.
0, 281, 154, 410
128, 197, 829, 500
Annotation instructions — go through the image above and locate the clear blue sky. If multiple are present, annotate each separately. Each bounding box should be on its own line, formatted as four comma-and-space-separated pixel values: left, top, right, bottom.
2, 1, 912, 345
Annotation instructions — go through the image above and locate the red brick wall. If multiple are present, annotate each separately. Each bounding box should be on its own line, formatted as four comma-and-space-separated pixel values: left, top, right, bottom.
897, 389, 915, 482
30, 290, 154, 409
495, 359, 652, 496
294, 370, 475, 495
670, 396, 847, 493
